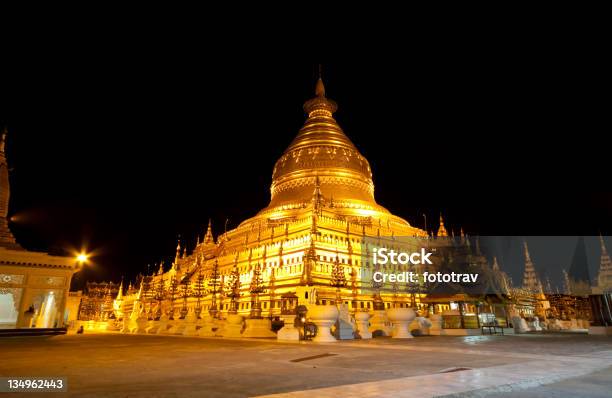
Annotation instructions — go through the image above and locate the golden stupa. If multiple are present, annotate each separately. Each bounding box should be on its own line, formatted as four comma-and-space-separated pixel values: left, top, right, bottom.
117, 77, 430, 322
245, 77, 414, 228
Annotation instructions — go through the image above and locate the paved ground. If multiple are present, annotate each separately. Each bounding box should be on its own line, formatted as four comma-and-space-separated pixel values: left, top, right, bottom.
477, 366, 612, 398
1, 333, 612, 397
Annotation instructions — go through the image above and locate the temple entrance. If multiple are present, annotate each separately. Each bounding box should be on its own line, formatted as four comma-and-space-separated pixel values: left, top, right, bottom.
35, 291, 59, 328
0, 288, 21, 328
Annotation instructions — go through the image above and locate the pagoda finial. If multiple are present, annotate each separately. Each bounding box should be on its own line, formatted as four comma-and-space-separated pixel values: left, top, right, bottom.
303, 69, 337, 115
204, 219, 214, 244
437, 213, 448, 237
174, 237, 181, 266
315, 66, 326, 97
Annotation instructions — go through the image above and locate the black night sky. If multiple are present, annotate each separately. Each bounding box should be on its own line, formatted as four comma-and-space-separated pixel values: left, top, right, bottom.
1, 36, 610, 288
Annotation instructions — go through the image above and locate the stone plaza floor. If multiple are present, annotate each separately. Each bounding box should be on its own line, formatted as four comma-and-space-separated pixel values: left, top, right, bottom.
2, 333, 612, 397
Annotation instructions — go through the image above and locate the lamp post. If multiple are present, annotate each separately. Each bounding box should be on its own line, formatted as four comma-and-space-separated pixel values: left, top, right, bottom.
76, 253, 89, 264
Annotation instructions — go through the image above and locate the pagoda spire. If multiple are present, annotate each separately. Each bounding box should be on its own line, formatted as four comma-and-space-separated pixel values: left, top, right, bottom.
544, 275, 553, 294
174, 238, 181, 263
600, 233, 610, 257
0, 127, 21, 250
172, 238, 181, 271
562, 269, 571, 294
204, 219, 214, 244
116, 279, 124, 301
597, 234, 612, 291
492, 257, 500, 272
303, 73, 338, 118
437, 213, 448, 237
136, 278, 144, 300
315, 76, 325, 97
523, 241, 532, 263
522, 241, 542, 294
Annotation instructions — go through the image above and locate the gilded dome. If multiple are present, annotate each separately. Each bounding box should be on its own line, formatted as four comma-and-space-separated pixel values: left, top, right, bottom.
262, 78, 389, 216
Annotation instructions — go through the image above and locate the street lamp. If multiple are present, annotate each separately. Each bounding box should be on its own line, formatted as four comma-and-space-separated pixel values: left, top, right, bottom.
76, 252, 89, 264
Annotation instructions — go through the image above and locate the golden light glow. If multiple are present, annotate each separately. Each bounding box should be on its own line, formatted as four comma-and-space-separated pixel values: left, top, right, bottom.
355, 209, 376, 216
76, 253, 89, 264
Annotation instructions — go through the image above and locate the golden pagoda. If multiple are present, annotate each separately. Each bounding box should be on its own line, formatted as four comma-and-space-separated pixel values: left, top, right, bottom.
118, 77, 432, 320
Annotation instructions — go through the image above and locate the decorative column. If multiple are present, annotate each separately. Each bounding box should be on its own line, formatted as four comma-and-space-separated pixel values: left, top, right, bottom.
249, 262, 264, 319
208, 260, 221, 318
242, 263, 276, 338
179, 280, 191, 319
331, 251, 347, 306
167, 275, 179, 320
222, 263, 244, 337
192, 268, 205, 319
226, 263, 241, 315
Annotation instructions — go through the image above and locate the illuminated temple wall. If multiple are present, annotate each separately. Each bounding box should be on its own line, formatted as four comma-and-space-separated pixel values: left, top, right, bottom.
122, 214, 439, 319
